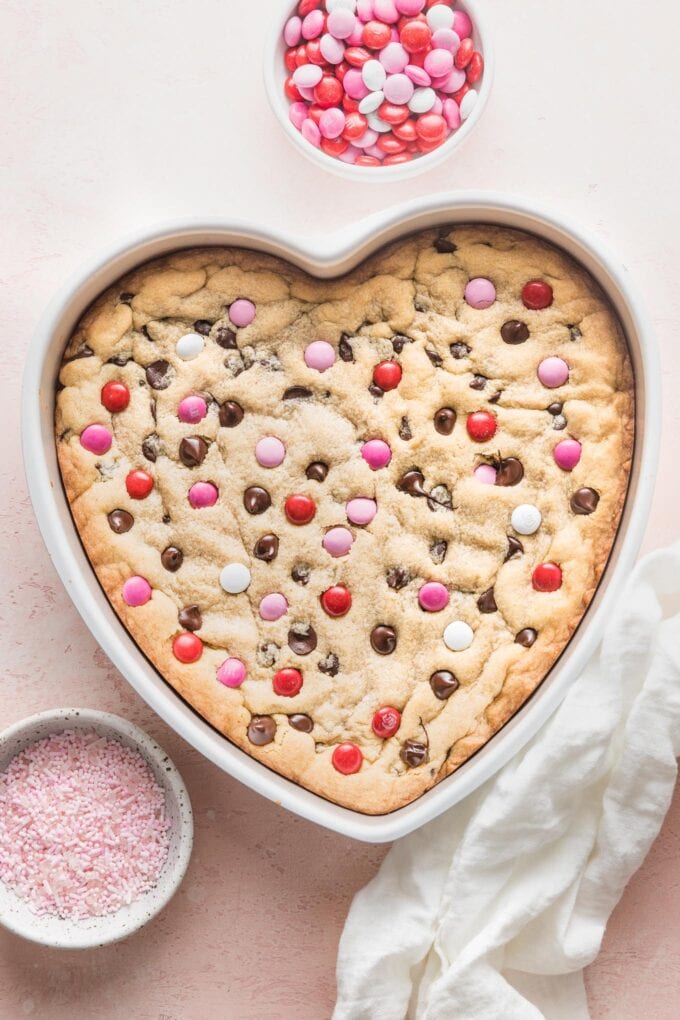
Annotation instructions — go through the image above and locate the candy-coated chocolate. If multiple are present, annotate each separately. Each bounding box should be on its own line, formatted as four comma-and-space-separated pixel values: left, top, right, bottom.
80, 424, 112, 455
177, 395, 207, 424
321, 32, 346, 63
401, 19, 431, 52
511, 504, 542, 535
553, 438, 582, 471
125, 469, 154, 499
173, 632, 203, 663
273, 668, 304, 697
408, 85, 436, 112
522, 280, 554, 310
452, 8, 472, 39
284, 15, 303, 46
259, 593, 289, 621
459, 87, 477, 119
466, 411, 497, 442
101, 380, 130, 413
361, 438, 392, 469
380, 41, 409, 72
418, 581, 449, 612
219, 563, 251, 594
285, 493, 317, 524
467, 51, 484, 83
455, 36, 473, 68
346, 497, 377, 524
538, 356, 569, 388
362, 57, 387, 90
474, 463, 497, 485
383, 72, 413, 104
332, 742, 363, 774
426, 4, 454, 31
372, 360, 402, 390
464, 277, 496, 309
532, 562, 562, 593
328, 7, 356, 38
188, 481, 218, 509
374, 0, 400, 22
323, 526, 355, 557
122, 575, 152, 607
431, 27, 460, 52
217, 657, 246, 688
363, 19, 391, 48
372, 705, 401, 738
175, 333, 204, 361
321, 585, 352, 616
256, 436, 286, 468
302, 118, 322, 146
304, 339, 336, 371
302, 9, 325, 39
443, 620, 474, 651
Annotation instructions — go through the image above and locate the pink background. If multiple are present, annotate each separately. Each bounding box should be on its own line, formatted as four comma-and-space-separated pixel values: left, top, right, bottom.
1, 0, 678, 1015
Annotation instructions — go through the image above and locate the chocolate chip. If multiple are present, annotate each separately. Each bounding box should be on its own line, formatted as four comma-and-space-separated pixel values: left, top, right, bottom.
399, 417, 413, 441
430, 540, 447, 564
257, 643, 279, 668
150, 398, 157, 423
505, 536, 524, 561
477, 588, 497, 613
288, 624, 317, 656
368, 382, 384, 398
570, 487, 600, 515
178, 605, 202, 631
161, 546, 183, 571
501, 320, 530, 345
450, 342, 470, 359
289, 714, 314, 733
430, 670, 459, 700
370, 625, 397, 655
386, 566, 411, 590
243, 486, 271, 514
107, 509, 134, 534
145, 360, 173, 389
179, 436, 208, 467
397, 469, 428, 497
215, 327, 237, 349
247, 716, 276, 746
568, 324, 582, 342
318, 652, 339, 676
515, 628, 538, 647
283, 386, 313, 400
489, 391, 502, 405
547, 402, 563, 416
64, 344, 94, 363
219, 400, 244, 428
107, 355, 131, 367
338, 334, 354, 362
553, 415, 567, 431
119, 292, 134, 304
434, 237, 456, 253
470, 374, 487, 391
292, 564, 311, 585
142, 433, 162, 463
162, 513, 171, 525
495, 457, 524, 487
434, 407, 456, 435
306, 461, 328, 482
392, 334, 413, 354
193, 319, 212, 335
426, 349, 443, 367
253, 534, 279, 561
400, 740, 429, 768
427, 484, 453, 512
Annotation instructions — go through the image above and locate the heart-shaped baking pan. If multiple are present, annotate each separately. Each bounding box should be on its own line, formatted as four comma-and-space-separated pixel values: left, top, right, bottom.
23, 195, 658, 842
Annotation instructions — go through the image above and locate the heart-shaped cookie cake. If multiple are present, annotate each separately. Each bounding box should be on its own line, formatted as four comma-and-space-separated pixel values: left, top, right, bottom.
55, 226, 634, 814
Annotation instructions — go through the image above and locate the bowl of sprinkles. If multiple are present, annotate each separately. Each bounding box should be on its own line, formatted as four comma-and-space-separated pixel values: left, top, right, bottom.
0, 708, 192, 948
265, 0, 492, 179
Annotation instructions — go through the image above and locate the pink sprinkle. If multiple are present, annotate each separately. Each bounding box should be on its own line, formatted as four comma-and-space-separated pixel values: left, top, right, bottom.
0, 730, 170, 920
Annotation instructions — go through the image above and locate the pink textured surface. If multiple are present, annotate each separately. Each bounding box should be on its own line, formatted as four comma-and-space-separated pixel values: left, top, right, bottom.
1, 0, 678, 1015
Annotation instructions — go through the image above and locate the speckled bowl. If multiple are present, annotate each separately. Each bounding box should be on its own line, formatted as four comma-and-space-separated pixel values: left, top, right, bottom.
0, 708, 193, 949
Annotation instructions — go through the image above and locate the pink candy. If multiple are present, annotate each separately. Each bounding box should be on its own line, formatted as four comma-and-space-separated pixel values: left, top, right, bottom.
327, 8, 356, 39
406, 64, 431, 86
346, 497, 377, 525
538, 357, 570, 388
464, 277, 496, 309
323, 526, 355, 558
256, 436, 286, 468
302, 118, 322, 147
289, 101, 309, 130
418, 581, 450, 612
395, 0, 425, 14
374, 0, 400, 23
344, 68, 370, 100
259, 593, 289, 621
284, 16, 302, 47
443, 98, 461, 130
229, 299, 256, 327
188, 481, 219, 508
432, 28, 460, 52
425, 48, 454, 78
554, 439, 582, 471
384, 72, 414, 104
474, 463, 497, 485
217, 657, 247, 688
122, 575, 152, 607
302, 10, 325, 40
80, 424, 112, 455
178, 395, 207, 424
321, 32, 346, 63
380, 41, 409, 72
304, 340, 336, 371
452, 9, 473, 39
361, 439, 392, 470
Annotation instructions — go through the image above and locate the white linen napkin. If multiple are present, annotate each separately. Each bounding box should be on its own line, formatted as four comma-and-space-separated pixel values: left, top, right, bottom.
335, 544, 680, 1020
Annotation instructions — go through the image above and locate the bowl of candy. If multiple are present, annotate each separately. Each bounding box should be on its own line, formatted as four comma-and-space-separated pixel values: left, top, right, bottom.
0, 708, 193, 948
265, 0, 492, 180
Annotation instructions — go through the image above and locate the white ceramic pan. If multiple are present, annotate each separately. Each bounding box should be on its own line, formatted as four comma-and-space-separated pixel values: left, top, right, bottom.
22, 194, 659, 843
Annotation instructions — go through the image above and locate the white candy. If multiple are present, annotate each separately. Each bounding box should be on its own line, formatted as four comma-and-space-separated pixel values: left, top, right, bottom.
219, 563, 251, 595
327, 0, 357, 11
359, 90, 384, 115
175, 333, 204, 361
443, 621, 474, 652
362, 58, 387, 92
367, 111, 391, 133
293, 64, 323, 89
408, 87, 436, 114
427, 5, 455, 31
511, 504, 542, 536
460, 88, 478, 120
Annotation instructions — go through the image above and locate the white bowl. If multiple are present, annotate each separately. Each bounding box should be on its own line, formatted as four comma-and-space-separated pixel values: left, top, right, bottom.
21, 193, 659, 843
264, 0, 493, 182
0, 709, 193, 948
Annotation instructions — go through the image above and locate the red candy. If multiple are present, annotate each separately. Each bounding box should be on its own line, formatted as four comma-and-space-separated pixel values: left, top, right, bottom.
345, 46, 372, 67
273, 668, 303, 697
400, 19, 431, 52
454, 37, 474, 69
532, 562, 563, 593
173, 632, 203, 664
384, 152, 412, 165
285, 494, 316, 525
377, 134, 407, 154
522, 280, 554, 310
373, 360, 402, 390
363, 20, 391, 49
101, 380, 130, 413
321, 136, 349, 156
332, 742, 363, 775
126, 469, 154, 499
416, 113, 447, 141
378, 101, 410, 125
393, 118, 418, 141
298, 0, 321, 16
314, 74, 343, 107
372, 706, 402, 739
356, 155, 381, 166
466, 411, 497, 442
305, 40, 326, 66
285, 77, 303, 102
321, 585, 352, 617
343, 111, 368, 139
467, 52, 484, 84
